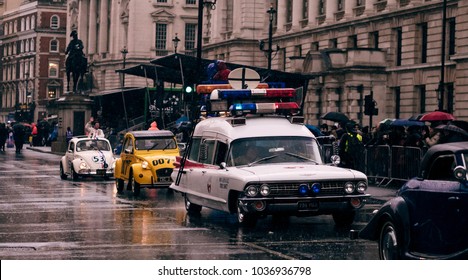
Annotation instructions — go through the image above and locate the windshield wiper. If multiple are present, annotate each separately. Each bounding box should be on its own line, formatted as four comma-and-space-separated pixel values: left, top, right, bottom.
285, 152, 319, 164
162, 141, 174, 151
247, 155, 279, 167
147, 142, 159, 151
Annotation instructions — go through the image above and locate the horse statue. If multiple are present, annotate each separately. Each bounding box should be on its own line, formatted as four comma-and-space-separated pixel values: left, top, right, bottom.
66, 54, 87, 93
65, 30, 88, 93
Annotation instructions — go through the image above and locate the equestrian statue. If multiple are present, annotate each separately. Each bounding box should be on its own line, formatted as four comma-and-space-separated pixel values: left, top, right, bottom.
65, 30, 88, 93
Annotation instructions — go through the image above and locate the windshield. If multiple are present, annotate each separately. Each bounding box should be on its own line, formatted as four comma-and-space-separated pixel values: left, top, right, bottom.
228, 136, 322, 167
135, 137, 177, 151
76, 139, 110, 152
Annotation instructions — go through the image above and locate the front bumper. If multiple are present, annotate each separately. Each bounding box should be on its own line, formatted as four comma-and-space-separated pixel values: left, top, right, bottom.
238, 194, 371, 215
77, 168, 114, 177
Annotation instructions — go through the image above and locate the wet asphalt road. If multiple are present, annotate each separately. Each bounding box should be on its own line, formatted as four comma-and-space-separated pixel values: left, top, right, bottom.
0, 147, 381, 260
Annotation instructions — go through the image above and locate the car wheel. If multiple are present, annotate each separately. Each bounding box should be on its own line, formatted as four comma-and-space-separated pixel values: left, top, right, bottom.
116, 178, 124, 194
332, 211, 355, 227
60, 163, 67, 180
379, 220, 402, 260
130, 172, 140, 196
237, 199, 257, 227
71, 166, 79, 181
184, 195, 202, 214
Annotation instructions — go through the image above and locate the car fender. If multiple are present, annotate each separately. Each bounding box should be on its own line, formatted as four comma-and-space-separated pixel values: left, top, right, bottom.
114, 157, 123, 178
71, 157, 87, 171
129, 163, 151, 184
359, 196, 411, 250
60, 156, 68, 174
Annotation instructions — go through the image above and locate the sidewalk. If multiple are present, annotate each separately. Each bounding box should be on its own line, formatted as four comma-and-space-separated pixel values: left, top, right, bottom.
26, 146, 399, 203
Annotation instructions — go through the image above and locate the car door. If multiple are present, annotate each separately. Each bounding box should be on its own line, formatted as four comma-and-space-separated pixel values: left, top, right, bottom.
408, 154, 464, 255
120, 136, 134, 180
65, 141, 75, 174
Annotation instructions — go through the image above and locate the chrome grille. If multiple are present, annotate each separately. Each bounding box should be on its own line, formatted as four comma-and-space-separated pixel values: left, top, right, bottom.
267, 181, 347, 196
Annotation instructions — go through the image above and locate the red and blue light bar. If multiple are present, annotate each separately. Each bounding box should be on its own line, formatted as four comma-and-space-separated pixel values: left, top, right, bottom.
196, 83, 269, 94
230, 102, 300, 115
210, 88, 296, 100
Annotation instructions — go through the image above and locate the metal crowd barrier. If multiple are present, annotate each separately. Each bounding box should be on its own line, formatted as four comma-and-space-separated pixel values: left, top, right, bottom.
319, 143, 424, 187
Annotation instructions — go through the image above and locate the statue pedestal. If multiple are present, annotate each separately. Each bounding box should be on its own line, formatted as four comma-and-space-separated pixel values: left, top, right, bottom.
51, 93, 94, 154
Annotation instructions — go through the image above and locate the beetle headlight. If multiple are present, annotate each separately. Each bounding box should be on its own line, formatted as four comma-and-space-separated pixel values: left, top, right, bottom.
344, 182, 355, 194
245, 185, 259, 197
79, 162, 88, 170
260, 184, 270, 196
141, 161, 149, 169
356, 181, 367, 193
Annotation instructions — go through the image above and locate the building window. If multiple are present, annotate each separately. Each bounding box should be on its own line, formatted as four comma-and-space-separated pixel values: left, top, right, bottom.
21, 18, 25, 31
370, 31, 379, 49
157, 0, 168, 3
286, 0, 292, 23
50, 40, 58, 52
338, 0, 343, 11
348, 35, 358, 48
319, 0, 325, 15
303, 0, 308, 19
185, 23, 196, 51
395, 27, 402, 66
49, 62, 59, 77
294, 45, 302, 57
329, 38, 338, 49
186, 0, 196, 4
50, 15, 59, 29
48, 88, 57, 99
30, 38, 35, 52
31, 15, 36, 29
394, 87, 401, 119
155, 23, 167, 53
311, 42, 319, 51
447, 83, 454, 113
448, 18, 456, 56
26, 17, 30, 30
419, 22, 427, 64
418, 85, 426, 114
357, 0, 364, 6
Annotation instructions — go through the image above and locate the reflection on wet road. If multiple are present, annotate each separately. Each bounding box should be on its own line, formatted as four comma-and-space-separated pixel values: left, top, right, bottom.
0, 148, 378, 259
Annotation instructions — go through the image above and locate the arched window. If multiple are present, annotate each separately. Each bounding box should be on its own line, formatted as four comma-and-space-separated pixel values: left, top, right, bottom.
50, 39, 58, 52
50, 15, 59, 29
20, 41, 24, 53
49, 62, 59, 78
14, 20, 17, 33
25, 40, 30, 52
30, 38, 35, 52
26, 17, 30, 30
4, 22, 8, 35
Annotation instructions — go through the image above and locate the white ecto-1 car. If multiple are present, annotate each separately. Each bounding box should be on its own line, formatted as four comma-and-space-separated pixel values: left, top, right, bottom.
60, 136, 116, 180
171, 115, 370, 227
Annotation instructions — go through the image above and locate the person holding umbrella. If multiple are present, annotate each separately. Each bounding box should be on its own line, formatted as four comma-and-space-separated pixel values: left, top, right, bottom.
12, 123, 26, 154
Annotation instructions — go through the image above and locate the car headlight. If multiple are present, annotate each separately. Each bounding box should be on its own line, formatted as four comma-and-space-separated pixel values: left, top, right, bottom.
356, 181, 367, 193
79, 162, 89, 170
344, 182, 355, 194
141, 161, 149, 169
259, 184, 270, 196
245, 185, 258, 197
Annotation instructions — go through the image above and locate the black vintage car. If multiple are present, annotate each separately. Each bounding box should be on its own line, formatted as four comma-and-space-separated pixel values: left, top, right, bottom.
359, 141, 468, 259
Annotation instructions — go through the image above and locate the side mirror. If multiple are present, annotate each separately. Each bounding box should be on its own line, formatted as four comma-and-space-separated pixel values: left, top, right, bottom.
68, 149, 73, 153
331, 155, 340, 166
124, 148, 132, 154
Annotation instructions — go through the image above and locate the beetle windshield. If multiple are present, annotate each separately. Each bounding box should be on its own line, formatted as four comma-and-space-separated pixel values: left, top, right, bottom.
228, 136, 322, 167
76, 139, 110, 152
135, 137, 177, 151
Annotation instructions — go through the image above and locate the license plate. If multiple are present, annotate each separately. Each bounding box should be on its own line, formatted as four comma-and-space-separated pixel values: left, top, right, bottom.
157, 176, 171, 183
96, 169, 106, 176
298, 200, 318, 210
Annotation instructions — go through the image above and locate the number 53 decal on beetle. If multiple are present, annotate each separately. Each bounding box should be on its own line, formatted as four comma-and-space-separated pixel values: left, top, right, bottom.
92, 156, 105, 162
152, 158, 172, 165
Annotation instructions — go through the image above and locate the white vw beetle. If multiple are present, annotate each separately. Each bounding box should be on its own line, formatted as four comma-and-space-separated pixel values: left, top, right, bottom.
60, 136, 115, 180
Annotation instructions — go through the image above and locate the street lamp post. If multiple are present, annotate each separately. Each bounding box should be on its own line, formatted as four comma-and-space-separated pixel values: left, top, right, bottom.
121, 46, 128, 87
438, 0, 447, 111
196, 0, 217, 83
172, 33, 180, 54
267, 4, 277, 71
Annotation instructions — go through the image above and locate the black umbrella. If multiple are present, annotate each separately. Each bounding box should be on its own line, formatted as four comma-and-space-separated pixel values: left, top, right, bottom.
321, 112, 349, 123
435, 124, 468, 137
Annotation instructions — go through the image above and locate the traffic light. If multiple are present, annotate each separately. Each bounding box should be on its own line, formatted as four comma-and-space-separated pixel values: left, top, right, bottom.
364, 95, 373, 115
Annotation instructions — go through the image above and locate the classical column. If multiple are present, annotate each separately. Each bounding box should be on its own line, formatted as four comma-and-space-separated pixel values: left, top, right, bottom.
291, 0, 302, 30
78, 0, 89, 52
232, 1, 241, 36
344, 0, 354, 19
364, 0, 376, 15
99, 0, 109, 54
276, 0, 287, 33
88, 0, 97, 55
308, 0, 319, 27
325, 0, 338, 23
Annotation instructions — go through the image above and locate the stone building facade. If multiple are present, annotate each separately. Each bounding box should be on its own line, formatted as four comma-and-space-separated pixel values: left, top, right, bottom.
64, 0, 467, 127
0, 0, 67, 123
